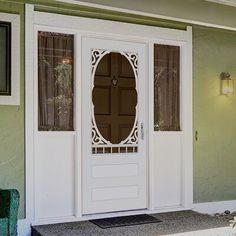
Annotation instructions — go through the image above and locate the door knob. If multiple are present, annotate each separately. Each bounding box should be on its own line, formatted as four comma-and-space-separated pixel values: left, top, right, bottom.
111, 76, 118, 87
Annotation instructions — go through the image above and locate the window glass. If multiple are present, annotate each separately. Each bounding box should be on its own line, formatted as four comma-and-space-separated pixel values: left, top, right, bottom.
38, 32, 74, 131
154, 44, 180, 131
93, 52, 137, 144
92, 51, 138, 154
0, 22, 11, 95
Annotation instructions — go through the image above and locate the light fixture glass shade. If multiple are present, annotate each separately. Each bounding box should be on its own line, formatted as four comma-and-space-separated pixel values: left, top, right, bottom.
221, 78, 234, 95
220, 72, 234, 95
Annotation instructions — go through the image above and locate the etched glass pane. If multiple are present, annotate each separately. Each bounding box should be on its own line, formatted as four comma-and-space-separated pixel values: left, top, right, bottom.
38, 32, 74, 131
154, 44, 180, 131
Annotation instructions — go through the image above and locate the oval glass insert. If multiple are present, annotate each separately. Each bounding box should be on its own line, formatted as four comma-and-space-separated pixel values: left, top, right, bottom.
92, 52, 137, 144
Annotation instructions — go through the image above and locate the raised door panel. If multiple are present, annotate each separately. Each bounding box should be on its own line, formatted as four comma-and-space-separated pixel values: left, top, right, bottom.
93, 86, 111, 115
118, 88, 137, 116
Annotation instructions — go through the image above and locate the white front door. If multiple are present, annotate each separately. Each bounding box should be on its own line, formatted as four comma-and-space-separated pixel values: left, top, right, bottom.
82, 37, 148, 214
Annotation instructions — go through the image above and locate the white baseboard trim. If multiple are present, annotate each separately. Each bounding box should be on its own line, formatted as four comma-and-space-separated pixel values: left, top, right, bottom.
193, 200, 236, 215
18, 219, 31, 236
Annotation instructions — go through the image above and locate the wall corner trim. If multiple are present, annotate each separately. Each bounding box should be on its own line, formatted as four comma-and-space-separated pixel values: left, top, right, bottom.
25, 3, 35, 223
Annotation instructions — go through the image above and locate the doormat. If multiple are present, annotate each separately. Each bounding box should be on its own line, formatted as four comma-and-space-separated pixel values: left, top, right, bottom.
90, 214, 162, 229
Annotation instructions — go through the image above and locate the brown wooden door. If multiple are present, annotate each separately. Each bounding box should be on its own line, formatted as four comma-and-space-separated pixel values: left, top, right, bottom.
92, 52, 137, 144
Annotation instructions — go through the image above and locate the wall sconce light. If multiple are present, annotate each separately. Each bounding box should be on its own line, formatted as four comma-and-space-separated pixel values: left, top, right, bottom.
220, 72, 234, 95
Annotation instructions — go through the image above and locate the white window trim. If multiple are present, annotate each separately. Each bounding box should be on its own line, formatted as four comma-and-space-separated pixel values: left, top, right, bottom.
0, 12, 20, 105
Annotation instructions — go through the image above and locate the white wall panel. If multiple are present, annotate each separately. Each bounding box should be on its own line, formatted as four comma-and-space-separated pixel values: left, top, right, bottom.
153, 132, 182, 208
35, 133, 75, 219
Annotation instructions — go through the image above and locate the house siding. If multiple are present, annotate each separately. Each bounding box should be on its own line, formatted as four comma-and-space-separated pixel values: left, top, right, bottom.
0, 0, 25, 219
0, 0, 236, 219
193, 26, 236, 203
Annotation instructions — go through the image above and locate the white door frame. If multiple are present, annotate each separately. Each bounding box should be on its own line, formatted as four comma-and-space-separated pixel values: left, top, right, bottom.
25, 3, 192, 227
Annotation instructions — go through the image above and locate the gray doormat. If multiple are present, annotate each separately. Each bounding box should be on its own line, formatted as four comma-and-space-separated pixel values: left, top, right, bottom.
90, 214, 162, 229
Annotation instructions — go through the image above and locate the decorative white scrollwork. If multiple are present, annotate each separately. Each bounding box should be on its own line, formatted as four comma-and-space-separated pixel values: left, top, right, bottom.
92, 119, 111, 145
122, 52, 138, 77
91, 49, 139, 154
122, 121, 138, 145
91, 49, 108, 74
91, 49, 111, 147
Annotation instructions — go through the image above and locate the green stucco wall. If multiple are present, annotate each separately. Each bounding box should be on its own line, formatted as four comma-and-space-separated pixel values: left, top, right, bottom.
0, 1, 25, 218
1, 0, 236, 220
193, 26, 236, 203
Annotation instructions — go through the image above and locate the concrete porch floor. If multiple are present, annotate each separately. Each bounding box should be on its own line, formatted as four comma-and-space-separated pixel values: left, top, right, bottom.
31, 210, 236, 236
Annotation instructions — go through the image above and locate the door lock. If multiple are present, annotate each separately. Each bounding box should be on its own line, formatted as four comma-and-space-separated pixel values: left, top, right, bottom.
141, 123, 144, 140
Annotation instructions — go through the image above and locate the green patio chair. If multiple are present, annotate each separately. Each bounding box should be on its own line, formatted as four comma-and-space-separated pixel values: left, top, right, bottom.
0, 189, 20, 236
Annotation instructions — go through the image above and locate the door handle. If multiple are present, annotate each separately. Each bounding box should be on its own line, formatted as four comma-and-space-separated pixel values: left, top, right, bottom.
141, 122, 144, 140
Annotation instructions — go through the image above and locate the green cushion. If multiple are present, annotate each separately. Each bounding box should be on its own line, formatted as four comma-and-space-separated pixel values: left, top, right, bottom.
0, 189, 20, 236
0, 218, 9, 236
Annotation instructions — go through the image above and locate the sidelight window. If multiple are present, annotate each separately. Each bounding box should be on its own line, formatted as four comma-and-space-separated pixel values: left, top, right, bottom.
38, 31, 74, 131
154, 44, 180, 131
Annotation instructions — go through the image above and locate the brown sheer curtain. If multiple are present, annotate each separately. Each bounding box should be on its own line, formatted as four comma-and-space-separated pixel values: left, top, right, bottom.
154, 44, 180, 131
38, 32, 74, 131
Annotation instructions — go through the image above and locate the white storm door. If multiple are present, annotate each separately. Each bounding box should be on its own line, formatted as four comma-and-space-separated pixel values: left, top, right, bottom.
82, 37, 148, 215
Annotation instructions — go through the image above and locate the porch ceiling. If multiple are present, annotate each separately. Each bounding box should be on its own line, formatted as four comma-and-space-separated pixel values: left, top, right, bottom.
206, 0, 236, 7
55, 0, 236, 31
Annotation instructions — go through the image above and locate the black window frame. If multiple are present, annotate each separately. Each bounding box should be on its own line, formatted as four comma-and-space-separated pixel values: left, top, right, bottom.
0, 21, 11, 96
